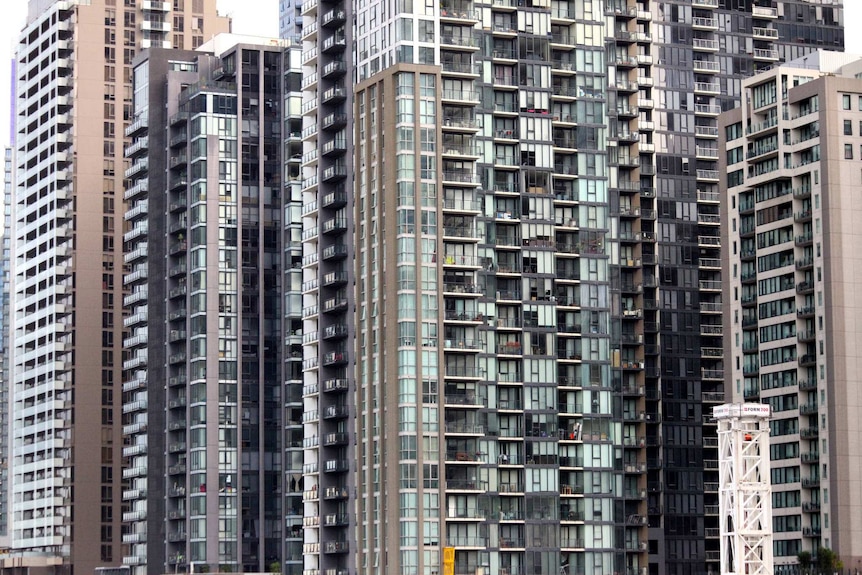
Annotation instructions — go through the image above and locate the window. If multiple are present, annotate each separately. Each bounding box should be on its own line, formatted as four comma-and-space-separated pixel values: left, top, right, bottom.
845, 143, 853, 159
844, 119, 852, 135
726, 122, 743, 141
843, 94, 851, 110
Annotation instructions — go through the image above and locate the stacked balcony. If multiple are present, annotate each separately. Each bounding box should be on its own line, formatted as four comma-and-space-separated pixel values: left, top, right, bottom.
302, 0, 353, 570
606, 2, 653, 569
121, 116, 152, 566
441, 8, 484, 561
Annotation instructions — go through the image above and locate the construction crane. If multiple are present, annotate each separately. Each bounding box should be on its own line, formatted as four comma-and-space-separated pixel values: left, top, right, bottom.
714, 403, 774, 575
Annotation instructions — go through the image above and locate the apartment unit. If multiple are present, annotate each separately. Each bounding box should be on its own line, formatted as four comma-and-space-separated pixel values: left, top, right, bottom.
123, 36, 301, 573
296, 0, 844, 574
11, 1, 227, 573
720, 51, 862, 572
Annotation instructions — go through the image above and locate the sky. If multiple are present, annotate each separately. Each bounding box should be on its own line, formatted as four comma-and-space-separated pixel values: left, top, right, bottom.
0, 0, 279, 148
0, 0, 859, 149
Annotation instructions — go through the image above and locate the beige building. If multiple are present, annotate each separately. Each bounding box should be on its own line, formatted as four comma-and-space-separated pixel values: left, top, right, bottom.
12, 1, 227, 573
720, 51, 862, 571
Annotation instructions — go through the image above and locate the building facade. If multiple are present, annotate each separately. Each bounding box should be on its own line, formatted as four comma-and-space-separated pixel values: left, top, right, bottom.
12, 1, 227, 573
0, 146, 12, 550
295, 1, 845, 575
720, 51, 862, 572
299, 0, 632, 574
123, 36, 300, 573
648, 3, 842, 572
280, 0, 303, 41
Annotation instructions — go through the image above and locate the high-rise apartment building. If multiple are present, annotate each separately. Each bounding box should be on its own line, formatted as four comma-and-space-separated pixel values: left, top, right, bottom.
300, 1, 626, 575
0, 61, 17, 554
122, 35, 301, 573
720, 51, 862, 573
11, 1, 227, 573
296, 0, 843, 574
0, 146, 12, 550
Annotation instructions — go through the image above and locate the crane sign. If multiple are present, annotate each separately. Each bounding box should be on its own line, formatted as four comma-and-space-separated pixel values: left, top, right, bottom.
714, 403, 774, 575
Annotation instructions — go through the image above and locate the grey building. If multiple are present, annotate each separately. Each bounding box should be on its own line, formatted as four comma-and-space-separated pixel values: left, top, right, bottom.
122, 35, 298, 573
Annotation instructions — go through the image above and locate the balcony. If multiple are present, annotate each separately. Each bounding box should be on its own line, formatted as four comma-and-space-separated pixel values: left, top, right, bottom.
442, 61, 481, 76
753, 48, 779, 61
322, 297, 348, 314
695, 103, 722, 116
443, 116, 480, 131
323, 352, 348, 367
440, 3, 479, 22
444, 365, 484, 379
697, 169, 720, 181
801, 451, 820, 463
693, 60, 720, 73
442, 89, 480, 104
694, 82, 720, 95
322, 217, 347, 235
125, 114, 148, 137
321, 138, 347, 157
701, 369, 724, 381
442, 171, 480, 185
446, 451, 482, 463
802, 477, 820, 488
441, 254, 484, 268
323, 540, 349, 554
443, 143, 482, 158
321, 85, 346, 103
323, 459, 350, 473
692, 16, 717, 29
322, 244, 348, 260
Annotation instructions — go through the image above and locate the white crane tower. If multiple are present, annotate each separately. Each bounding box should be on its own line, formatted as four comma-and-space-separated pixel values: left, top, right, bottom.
713, 403, 774, 575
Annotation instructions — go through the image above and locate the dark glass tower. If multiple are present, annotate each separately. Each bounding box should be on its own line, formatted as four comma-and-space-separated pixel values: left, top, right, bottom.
123, 37, 297, 573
